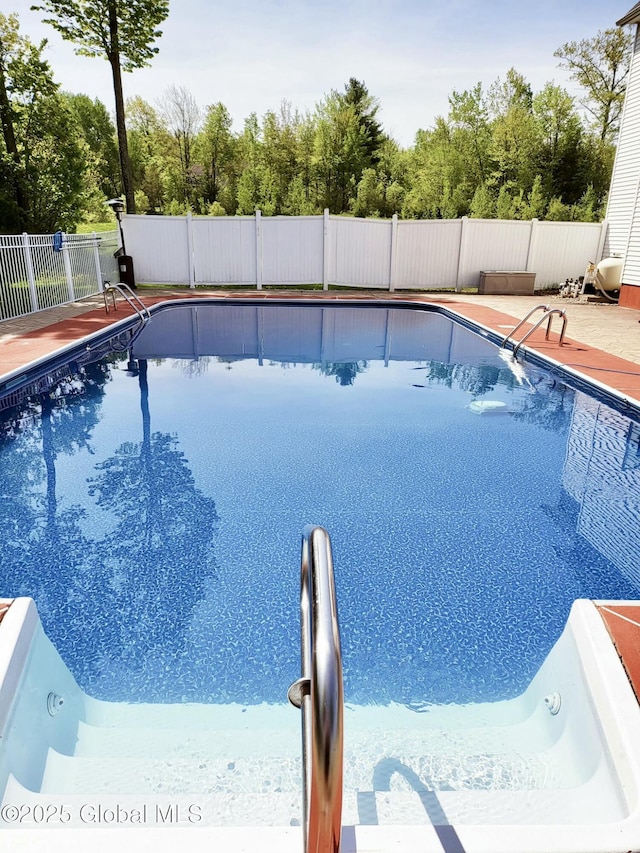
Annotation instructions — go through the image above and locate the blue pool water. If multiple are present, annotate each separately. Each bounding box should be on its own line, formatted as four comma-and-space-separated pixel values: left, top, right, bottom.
1, 302, 639, 708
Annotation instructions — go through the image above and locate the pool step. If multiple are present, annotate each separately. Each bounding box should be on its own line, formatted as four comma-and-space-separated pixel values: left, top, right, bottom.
3, 776, 303, 828
82, 700, 295, 730
72, 719, 301, 761
39, 742, 563, 799
6, 771, 624, 829
352, 784, 626, 826
39, 750, 302, 796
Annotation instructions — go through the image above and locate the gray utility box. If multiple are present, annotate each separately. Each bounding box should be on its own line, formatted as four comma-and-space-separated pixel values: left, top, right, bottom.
478, 271, 536, 295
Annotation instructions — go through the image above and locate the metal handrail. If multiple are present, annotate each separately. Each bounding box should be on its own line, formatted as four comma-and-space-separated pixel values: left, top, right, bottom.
500, 304, 549, 348
288, 525, 344, 853
103, 282, 151, 322
513, 307, 567, 356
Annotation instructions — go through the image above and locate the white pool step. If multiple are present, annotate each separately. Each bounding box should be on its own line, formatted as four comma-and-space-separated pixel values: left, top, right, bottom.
71, 719, 301, 761
82, 699, 296, 730
5, 770, 625, 829
4, 776, 303, 827
5, 691, 627, 831
40, 750, 302, 796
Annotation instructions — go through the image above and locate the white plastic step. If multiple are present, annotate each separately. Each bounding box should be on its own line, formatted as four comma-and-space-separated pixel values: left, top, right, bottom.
81, 699, 294, 730
3, 776, 303, 828
39, 750, 302, 796
71, 719, 301, 761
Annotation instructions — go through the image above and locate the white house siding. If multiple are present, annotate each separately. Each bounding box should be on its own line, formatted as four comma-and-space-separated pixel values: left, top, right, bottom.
605, 25, 640, 287
625, 185, 640, 285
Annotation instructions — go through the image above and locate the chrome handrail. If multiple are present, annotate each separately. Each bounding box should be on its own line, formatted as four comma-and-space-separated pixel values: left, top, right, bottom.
500, 304, 549, 348
288, 525, 344, 853
103, 282, 151, 322
513, 307, 567, 356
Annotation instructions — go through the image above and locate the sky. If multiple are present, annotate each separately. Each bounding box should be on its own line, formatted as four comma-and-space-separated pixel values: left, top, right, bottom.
7, 0, 631, 148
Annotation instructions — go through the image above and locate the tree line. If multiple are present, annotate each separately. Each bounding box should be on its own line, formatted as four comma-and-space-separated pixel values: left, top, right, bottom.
0, 4, 633, 234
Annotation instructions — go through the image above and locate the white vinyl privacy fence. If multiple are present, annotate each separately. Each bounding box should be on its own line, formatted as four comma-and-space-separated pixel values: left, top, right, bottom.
0, 231, 119, 321
123, 211, 608, 292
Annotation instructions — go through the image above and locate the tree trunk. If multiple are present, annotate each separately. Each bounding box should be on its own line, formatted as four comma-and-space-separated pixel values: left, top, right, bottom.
108, 2, 136, 214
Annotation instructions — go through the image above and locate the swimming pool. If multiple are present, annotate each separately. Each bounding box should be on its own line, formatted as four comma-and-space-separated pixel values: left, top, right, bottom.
1, 300, 640, 850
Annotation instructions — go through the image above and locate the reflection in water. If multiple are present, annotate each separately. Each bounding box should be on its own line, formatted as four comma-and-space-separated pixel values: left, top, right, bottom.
0, 358, 219, 701
1, 303, 640, 706
314, 361, 369, 386
83, 358, 218, 698
559, 393, 640, 588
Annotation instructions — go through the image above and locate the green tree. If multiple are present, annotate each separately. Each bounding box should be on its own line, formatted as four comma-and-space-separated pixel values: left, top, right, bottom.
342, 77, 385, 166
235, 112, 261, 214
198, 101, 235, 209
496, 183, 514, 219
448, 83, 491, 185
488, 68, 533, 116
294, 111, 317, 211
546, 196, 572, 221
33, 0, 169, 214
65, 92, 120, 197
314, 89, 372, 213
524, 175, 547, 219
554, 27, 634, 143
0, 13, 89, 232
0, 13, 29, 229
532, 83, 585, 204
351, 168, 384, 217
126, 95, 169, 213
402, 120, 467, 219
260, 103, 301, 214
490, 98, 541, 195
469, 183, 495, 218
159, 84, 202, 208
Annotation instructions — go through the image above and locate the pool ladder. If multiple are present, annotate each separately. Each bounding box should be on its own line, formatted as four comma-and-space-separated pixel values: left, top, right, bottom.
501, 304, 568, 357
103, 282, 151, 323
288, 526, 344, 853
103, 282, 151, 349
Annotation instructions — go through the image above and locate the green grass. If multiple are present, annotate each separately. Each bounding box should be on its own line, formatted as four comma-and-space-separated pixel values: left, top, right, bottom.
75, 221, 118, 234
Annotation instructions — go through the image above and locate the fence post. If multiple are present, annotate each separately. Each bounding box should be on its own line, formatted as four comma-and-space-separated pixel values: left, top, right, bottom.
525, 218, 539, 272
323, 208, 330, 290
92, 232, 105, 292
389, 213, 399, 292
22, 232, 39, 312
596, 219, 608, 263
255, 209, 262, 290
61, 233, 75, 301
185, 210, 196, 290
455, 216, 468, 292
187, 211, 196, 288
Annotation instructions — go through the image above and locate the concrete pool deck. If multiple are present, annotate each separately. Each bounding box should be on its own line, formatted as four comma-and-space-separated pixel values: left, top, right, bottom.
1, 286, 640, 707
